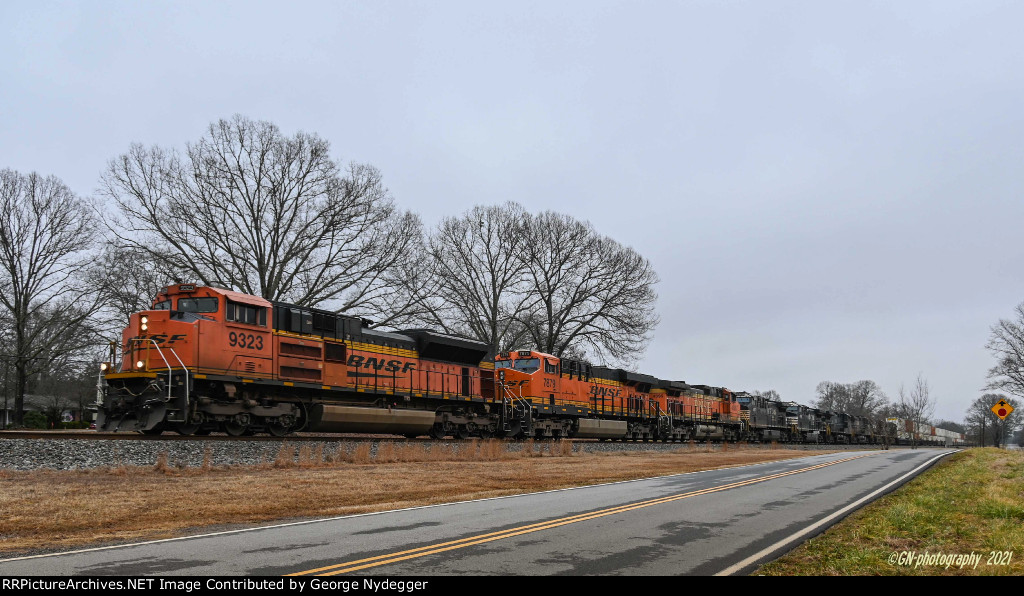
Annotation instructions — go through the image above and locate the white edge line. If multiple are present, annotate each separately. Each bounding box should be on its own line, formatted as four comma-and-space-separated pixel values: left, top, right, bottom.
0, 449, 873, 564
713, 449, 958, 576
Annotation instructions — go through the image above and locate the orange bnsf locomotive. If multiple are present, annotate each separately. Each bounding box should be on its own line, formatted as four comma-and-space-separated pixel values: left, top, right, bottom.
493, 352, 742, 441
98, 284, 492, 437
96, 284, 748, 440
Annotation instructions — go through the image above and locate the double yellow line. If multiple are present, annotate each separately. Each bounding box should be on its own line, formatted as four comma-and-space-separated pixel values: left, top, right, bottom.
288, 453, 873, 576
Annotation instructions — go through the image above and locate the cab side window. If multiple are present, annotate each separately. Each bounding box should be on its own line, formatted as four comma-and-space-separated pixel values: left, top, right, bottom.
226, 301, 267, 326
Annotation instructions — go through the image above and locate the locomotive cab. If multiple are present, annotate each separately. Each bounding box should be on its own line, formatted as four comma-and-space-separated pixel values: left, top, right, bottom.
494, 350, 561, 403
118, 285, 209, 373
99, 284, 279, 434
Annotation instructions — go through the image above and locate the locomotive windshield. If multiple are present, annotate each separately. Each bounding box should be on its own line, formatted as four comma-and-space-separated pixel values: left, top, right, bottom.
494, 358, 540, 373
151, 300, 170, 310
177, 297, 219, 313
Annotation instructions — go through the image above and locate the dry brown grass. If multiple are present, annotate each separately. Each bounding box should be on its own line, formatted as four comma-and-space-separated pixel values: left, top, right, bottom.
0, 444, 825, 555
152, 451, 170, 474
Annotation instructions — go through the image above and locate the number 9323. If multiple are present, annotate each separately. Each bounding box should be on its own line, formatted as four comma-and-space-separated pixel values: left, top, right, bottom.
229, 331, 263, 350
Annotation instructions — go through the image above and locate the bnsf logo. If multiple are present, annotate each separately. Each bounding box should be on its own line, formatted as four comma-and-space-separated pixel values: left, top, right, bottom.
589, 385, 623, 398
347, 355, 415, 373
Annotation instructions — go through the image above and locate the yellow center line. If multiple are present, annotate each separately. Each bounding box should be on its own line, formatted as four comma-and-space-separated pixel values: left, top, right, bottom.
289, 453, 873, 576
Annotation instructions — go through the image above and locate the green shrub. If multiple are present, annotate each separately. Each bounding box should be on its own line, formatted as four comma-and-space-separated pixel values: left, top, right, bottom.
22, 411, 48, 429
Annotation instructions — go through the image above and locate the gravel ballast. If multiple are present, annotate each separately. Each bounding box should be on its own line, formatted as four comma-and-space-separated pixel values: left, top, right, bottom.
0, 437, 769, 471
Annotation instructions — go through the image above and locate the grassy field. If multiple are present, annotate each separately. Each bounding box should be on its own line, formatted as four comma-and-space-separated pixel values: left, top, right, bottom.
0, 441, 823, 556
758, 448, 1024, 576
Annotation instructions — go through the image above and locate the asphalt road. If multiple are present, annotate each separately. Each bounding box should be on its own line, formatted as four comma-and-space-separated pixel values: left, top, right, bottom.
0, 449, 954, 576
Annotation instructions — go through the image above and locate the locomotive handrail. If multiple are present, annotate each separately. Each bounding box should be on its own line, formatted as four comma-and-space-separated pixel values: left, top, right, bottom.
511, 384, 530, 412
500, 383, 530, 415
496, 382, 531, 436
95, 366, 106, 408
126, 338, 190, 413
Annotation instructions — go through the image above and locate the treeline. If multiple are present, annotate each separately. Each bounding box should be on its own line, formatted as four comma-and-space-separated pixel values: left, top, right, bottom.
808, 375, 939, 445
1, 116, 659, 426
810, 375, 1021, 447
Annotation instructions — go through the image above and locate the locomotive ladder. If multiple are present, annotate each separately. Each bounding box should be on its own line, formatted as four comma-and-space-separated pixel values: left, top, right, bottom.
125, 338, 191, 422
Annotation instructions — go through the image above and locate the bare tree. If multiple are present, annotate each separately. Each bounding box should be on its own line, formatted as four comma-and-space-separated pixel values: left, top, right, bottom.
897, 374, 935, 448
361, 234, 449, 330
419, 203, 535, 355
100, 115, 422, 323
814, 380, 888, 417
0, 169, 101, 426
518, 211, 659, 365
89, 241, 186, 325
755, 389, 781, 401
985, 302, 1024, 399
847, 380, 888, 417
0, 311, 12, 427
965, 395, 995, 447
813, 381, 851, 413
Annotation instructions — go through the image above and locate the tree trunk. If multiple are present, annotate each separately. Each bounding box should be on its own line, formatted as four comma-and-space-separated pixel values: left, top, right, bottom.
14, 360, 27, 427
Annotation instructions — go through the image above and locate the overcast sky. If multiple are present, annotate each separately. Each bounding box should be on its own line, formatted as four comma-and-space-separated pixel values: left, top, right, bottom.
3, 1, 1023, 422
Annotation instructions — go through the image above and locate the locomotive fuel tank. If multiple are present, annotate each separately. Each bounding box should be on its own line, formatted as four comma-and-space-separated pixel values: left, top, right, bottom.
307, 405, 437, 435
573, 418, 628, 439
694, 425, 725, 439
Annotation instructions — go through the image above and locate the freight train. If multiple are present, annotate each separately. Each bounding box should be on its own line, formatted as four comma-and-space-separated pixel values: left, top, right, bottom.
95, 284, 965, 445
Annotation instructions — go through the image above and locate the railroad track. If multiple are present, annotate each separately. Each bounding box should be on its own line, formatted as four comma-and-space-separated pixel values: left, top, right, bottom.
0, 430, 913, 450
0, 431, 431, 443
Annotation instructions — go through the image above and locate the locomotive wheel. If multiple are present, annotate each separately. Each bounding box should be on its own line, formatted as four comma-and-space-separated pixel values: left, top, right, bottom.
175, 423, 202, 436
453, 427, 470, 440
224, 422, 249, 437
267, 424, 291, 438
139, 427, 164, 436
428, 425, 447, 440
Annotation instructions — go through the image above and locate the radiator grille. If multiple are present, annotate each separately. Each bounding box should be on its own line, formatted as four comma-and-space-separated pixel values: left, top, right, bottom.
280, 366, 321, 381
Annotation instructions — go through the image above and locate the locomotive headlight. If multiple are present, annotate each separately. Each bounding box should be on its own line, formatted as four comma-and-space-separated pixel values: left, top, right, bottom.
136, 360, 145, 369
141, 316, 148, 324
100, 362, 109, 371
140, 324, 148, 331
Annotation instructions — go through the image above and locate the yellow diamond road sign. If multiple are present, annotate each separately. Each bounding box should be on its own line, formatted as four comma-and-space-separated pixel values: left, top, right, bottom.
991, 400, 1014, 420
